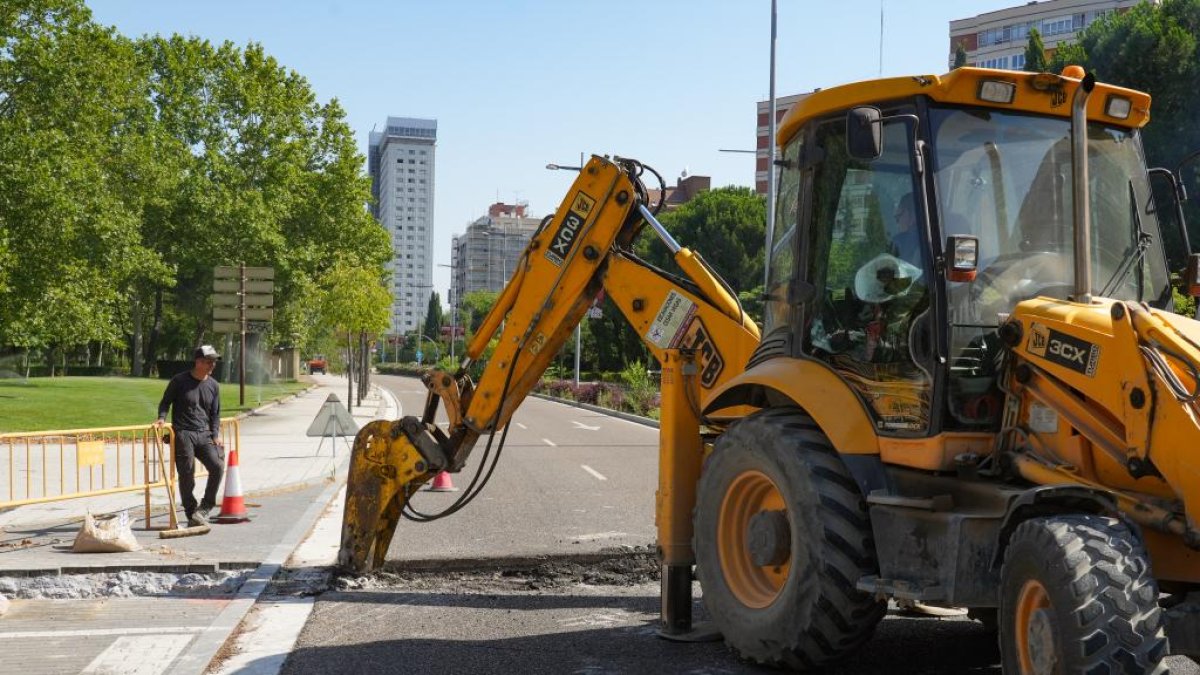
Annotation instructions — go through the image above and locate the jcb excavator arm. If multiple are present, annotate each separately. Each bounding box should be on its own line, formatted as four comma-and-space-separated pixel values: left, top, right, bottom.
338, 155, 761, 610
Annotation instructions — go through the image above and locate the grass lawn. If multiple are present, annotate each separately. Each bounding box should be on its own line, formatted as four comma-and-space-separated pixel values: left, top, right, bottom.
0, 376, 309, 433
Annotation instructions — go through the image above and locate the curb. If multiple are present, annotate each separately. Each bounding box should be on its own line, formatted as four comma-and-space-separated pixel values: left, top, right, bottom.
530, 392, 660, 429
172, 468, 348, 675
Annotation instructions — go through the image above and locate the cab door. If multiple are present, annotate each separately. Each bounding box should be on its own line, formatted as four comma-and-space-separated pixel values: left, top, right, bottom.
798, 108, 934, 435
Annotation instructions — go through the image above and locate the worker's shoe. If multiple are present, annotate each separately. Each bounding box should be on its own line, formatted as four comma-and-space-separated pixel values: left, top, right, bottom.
188, 510, 209, 527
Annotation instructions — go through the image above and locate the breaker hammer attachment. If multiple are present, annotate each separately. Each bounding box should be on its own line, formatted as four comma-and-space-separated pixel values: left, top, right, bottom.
337, 417, 448, 573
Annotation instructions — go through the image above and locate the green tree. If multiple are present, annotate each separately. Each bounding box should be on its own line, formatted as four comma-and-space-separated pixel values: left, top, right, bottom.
0, 2, 390, 374
0, 1, 161, 369
1050, 0, 1200, 251
640, 187, 767, 292
953, 42, 968, 69
423, 291, 444, 339
319, 261, 390, 408
1023, 28, 1048, 72
460, 290, 499, 334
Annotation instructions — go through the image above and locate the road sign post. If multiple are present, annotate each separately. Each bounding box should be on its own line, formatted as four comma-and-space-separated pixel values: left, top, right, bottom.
213, 264, 275, 406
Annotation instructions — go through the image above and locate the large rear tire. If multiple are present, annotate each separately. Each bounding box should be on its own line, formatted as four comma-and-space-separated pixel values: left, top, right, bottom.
999, 515, 1167, 674
693, 408, 885, 670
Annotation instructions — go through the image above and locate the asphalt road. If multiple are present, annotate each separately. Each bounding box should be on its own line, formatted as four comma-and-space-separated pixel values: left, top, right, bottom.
286, 572, 1003, 675
374, 374, 660, 563
292, 375, 1199, 674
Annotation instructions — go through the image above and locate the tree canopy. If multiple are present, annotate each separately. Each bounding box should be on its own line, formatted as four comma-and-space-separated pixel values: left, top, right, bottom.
1050, 0, 1200, 244
1023, 28, 1048, 72
0, 0, 389, 373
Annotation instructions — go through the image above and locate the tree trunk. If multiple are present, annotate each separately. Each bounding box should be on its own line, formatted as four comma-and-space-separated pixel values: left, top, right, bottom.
23, 346, 30, 379
143, 287, 163, 377
131, 294, 144, 377
356, 330, 366, 406
346, 332, 354, 413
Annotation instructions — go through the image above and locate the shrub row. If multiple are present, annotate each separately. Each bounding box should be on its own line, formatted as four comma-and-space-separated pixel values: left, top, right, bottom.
535, 378, 660, 419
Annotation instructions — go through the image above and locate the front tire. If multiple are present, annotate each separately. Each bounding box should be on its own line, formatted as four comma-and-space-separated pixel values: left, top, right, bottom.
999, 515, 1167, 674
693, 408, 885, 670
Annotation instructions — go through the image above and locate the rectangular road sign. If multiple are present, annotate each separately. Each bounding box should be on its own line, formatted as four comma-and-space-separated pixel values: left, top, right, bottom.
212, 293, 274, 308
214, 266, 274, 280
213, 279, 274, 294
212, 320, 270, 333
214, 306, 273, 321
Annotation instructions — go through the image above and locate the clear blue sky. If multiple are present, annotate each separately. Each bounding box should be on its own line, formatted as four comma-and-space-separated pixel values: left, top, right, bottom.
87, 0, 1013, 300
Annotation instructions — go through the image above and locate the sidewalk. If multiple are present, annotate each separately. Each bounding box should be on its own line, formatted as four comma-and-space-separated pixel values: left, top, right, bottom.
0, 375, 398, 574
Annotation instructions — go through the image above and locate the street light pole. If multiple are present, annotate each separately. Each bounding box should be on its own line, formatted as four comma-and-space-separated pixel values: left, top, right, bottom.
547, 156, 587, 385
437, 262, 456, 361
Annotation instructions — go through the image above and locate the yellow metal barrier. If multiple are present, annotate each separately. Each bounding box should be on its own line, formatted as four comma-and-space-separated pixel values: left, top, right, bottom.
0, 419, 241, 530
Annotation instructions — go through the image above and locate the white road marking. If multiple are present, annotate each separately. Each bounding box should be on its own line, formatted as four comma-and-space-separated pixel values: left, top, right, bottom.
515, 422, 527, 429
581, 464, 607, 481
0, 627, 206, 639
210, 598, 314, 675
557, 611, 634, 628
81, 634, 194, 674
542, 438, 557, 447
571, 420, 601, 431
573, 530, 626, 541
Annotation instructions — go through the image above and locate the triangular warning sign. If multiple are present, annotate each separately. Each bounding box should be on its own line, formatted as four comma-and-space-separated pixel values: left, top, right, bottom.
306, 393, 360, 437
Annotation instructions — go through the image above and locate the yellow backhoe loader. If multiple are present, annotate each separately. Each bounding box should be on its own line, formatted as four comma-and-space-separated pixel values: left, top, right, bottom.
339, 66, 1200, 673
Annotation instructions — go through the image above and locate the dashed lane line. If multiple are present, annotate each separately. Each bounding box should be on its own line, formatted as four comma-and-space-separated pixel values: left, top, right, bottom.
542, 438, 557, 447
581, 465, 608, 481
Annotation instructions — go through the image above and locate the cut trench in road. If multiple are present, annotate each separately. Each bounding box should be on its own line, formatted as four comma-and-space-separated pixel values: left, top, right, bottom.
0, 568, 253, 600
336, 546, 660, 593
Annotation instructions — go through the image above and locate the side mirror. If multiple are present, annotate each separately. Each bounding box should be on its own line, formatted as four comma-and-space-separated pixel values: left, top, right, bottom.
946, 235, 979, 283
1186, 253, 1200, 297
846, 106, 882, 160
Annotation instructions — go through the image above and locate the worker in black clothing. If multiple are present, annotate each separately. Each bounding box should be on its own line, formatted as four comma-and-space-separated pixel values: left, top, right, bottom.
154, 345, 225, 527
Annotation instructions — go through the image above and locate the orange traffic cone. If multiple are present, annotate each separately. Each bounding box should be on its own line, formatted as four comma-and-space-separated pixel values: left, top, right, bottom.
429, 471, 458, 492
214, 446, 249, 523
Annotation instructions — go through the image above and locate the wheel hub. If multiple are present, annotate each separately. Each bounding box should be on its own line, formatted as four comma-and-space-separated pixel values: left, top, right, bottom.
1026, 608, 1056, 674
717, 470, 791, 608
1014, 578, 1056, 675
747, 510, 790, 567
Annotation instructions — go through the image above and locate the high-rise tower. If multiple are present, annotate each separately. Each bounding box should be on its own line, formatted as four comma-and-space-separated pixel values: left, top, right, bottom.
368, 117, 437, 334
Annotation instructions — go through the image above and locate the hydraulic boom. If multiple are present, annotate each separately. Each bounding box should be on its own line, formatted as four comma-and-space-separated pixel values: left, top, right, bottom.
338, 155, 760, 631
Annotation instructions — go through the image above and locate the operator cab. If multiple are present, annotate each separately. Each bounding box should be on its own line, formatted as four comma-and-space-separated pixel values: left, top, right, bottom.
763, 68, 1176, 438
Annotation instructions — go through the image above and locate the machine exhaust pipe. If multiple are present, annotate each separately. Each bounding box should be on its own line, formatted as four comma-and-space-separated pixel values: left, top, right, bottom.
1071, 72, 1097, 303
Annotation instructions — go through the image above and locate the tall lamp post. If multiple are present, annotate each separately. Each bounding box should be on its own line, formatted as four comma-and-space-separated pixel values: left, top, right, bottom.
547, 156, 587, 385
436, 262, 457, 360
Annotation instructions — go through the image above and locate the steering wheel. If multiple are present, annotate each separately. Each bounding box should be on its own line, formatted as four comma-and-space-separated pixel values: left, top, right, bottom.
969, 250, 1075, 317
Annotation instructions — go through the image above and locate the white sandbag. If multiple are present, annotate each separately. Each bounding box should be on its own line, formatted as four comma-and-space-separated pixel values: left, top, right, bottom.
72, 510, 141, 553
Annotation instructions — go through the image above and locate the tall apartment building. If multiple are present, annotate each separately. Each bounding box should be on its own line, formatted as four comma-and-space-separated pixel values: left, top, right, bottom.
450, 202, 542, 310
368, 117, 437, 334
949, 0, 1152, 71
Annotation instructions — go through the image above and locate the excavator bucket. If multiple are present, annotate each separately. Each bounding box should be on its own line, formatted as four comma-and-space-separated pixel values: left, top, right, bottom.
338, 420, 436, 573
